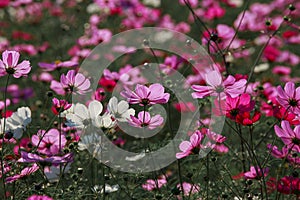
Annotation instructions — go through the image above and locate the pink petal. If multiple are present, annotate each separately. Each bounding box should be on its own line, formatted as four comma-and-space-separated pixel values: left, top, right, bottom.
205, 71, 222, 87
284, 82, 295, 97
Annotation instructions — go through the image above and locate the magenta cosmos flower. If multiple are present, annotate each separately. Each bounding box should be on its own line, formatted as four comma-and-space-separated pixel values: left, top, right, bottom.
277, 82, 300, 115
31, 129, 67, 156
214, 93, 255, 119
244, 166, 269, 180
176, 130, 203, 159
121, 83, 170, 106
51, 97, 72, 115
38, 60, 78, 71
129, 111, 164, 130
27, 195, 53, 200
274, 120, 300, 152
192, 70, 247, 99
50, 70, 91, 95
18, 151, 73, 164
0, 50, 31, 78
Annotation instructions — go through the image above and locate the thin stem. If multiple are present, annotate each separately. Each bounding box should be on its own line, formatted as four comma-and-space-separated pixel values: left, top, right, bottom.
1, 74, 10, 200
205, 154, 210, 200
177, 159, 185, 200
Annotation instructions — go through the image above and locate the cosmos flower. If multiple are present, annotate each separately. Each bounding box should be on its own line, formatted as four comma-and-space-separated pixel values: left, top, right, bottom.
5, 107, 31, 139
5, 163, 39, 183
31, 129, 66, 156
129, 111, 164, 130
277, 82, 300, 115
176, 130, 203, 159
121, 83, 170, 106
192, 70, 246, 99
0, 50, 31, 78
107, 96, 135, 122
244, 166, 269, 179
274, 120, 300, 152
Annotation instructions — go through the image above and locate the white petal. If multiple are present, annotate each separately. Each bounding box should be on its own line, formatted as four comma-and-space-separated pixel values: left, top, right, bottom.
108, 97, 118, 114
117, 100, 129, 114
88, 100, 103, 119
74, 103, 89, 120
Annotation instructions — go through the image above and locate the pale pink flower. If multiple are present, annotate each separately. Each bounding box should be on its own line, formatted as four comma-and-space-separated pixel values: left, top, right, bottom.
129, 111, 163, 130
274, 120, 300, 152
0, 50, 31, 78
31, 129, 66, 156
277, 82, 300, 115
142, 176, 167, 191
177, 182, 200, 198
121, 83, 170, 106
176, 130, 203, 159
192, 70, 246, 99
50, 70, 91, 95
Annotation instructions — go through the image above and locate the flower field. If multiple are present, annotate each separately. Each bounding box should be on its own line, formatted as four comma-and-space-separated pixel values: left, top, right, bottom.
0, 0, 300, 199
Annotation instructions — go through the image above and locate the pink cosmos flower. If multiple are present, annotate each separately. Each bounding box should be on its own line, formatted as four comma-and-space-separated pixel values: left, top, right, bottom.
31, 129, 66, 156
32, 72, 53, 83
244, 166, 269, 180
192, 70, 247, 99
51, 98, 72, 115
18, 151, 73, 164
142, 176, 167, 191
274, 120, 300, 152
272, 66, 291, 76
176, 130, 203, 159
267, 144, 300, 165
129, 111, 164, 130
121, 83, 170, 106
159, 55, 182, 75
0, 99, 10, 112
92, 88, 106, 101
5, 163, 39, 183
38, 60, 78, 71
177, 182, 200, 198
50, 70, 91, 95
0, 50, 31, 78
27, 195, 53, 200
206, 129, 229, 153
277, 82, 300, 115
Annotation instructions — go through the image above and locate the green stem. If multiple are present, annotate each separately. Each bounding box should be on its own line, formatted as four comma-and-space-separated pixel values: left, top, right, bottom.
1, 75, 10, 200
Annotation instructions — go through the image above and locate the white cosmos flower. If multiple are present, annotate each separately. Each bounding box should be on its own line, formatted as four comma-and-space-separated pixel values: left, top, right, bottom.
94, 112, 114, 129
107, 97, 135, 122
5, 107, 31, 139
66, 100, 103, 129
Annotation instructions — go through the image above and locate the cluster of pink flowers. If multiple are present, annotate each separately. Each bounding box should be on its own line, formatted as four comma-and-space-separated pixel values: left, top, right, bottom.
1, 0, 300, 199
